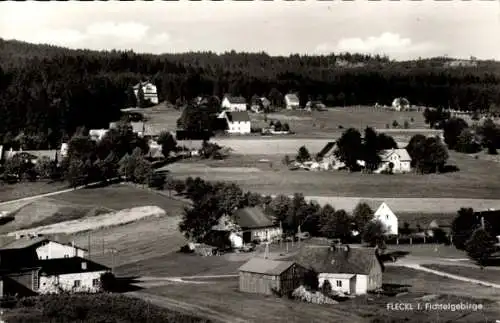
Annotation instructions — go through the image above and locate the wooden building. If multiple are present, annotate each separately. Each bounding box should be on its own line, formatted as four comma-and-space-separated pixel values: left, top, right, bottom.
238, 257, 306, 296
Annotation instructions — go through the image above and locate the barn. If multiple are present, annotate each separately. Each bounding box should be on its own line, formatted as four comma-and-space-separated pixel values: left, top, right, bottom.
238, 257, 306, 296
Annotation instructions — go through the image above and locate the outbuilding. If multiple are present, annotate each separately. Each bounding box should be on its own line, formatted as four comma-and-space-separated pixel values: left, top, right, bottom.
238, 257, 306, 296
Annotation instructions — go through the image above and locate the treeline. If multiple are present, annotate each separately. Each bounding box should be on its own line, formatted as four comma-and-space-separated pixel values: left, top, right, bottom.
2, 39, 500, 149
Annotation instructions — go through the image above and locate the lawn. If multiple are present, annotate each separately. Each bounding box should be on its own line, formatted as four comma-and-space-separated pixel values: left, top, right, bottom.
0, 180, 68, 203
421, 264, 500, 285
140, 266, 500, 323
385, 244, 467, 259
165, 151, 500, 207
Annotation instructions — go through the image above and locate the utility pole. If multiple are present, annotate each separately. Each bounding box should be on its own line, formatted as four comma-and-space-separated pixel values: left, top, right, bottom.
481, 216, 485, 229
88, 231, 91, 261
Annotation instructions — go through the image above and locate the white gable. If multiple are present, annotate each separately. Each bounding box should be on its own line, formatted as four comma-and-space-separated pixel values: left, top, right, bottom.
373, 202, 398, 235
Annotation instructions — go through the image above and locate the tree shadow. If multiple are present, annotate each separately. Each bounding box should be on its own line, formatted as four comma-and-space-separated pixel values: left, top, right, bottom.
440, 165, 460, 174
379, 251, 410, 262
108, 276, 144, 293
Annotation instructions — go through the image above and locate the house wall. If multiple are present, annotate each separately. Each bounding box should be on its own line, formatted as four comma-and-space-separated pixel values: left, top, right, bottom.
318, 274, 355, 294
36, 242, 86, 260
134, 83, 159, 104
239, 272, 279, 295
355, 274, 368, 295
38, 270, 107, 294
222, 98, 247, 111
249, 227, 282, 242
3, 270, 38, 295
368, 265, 383, 291
227, 121, 251, 134
279, 264, 306, 294
374, 212, 399, 236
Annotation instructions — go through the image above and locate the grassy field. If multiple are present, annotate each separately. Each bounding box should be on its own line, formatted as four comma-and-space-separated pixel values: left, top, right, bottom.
422, 264, 500, 285
0, 181, 68, 203
140, 266, 500, 323
164, 151, 500, 207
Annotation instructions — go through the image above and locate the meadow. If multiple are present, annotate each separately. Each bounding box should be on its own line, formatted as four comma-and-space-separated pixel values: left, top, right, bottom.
0, 180, 68, 203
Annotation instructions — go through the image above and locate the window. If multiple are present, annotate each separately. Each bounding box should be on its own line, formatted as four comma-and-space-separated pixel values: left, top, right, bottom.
92, 279, 100, 287
73, 280, 81, 288
336, 280, 342, 287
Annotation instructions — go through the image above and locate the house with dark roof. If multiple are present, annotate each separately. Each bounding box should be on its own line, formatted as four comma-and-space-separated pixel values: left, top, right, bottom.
218, 111, 251, 134
37, 257, 110, 294
238, 257, 306, 295
221, 95, 247, 111
294, 244, 383, 295
133, 81, 159, 105
233, 207, 282, 243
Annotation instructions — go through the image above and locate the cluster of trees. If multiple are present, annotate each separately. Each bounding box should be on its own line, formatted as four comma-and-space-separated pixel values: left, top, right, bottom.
451, 208, 499, 268
175, 176, 385, 246
2, 39, 500, 149
442, 117, 500, 155
405, 134, 449, 174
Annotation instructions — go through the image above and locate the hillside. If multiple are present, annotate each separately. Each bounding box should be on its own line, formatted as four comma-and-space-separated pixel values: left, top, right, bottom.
0, 38, 500, 150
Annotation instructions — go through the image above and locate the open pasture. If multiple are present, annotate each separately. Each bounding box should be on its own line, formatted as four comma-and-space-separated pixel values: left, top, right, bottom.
141, 266, 500, 323
166, 151, 500, 207
0, 181, 68, 203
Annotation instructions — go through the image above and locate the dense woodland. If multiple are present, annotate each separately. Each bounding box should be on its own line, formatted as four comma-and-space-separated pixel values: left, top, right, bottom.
1, 38, 500, 149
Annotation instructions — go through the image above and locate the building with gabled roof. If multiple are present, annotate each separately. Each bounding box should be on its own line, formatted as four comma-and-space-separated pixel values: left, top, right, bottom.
373, 202, 398, 236
284, 93, 300, 110
232, 207, 282, 243
294, 244, 383, 295
218, 111, 251, 134
222, 95, 247, 111
238, 257, 306, 295
133, 81, 159, 105
375, 148, 412, 174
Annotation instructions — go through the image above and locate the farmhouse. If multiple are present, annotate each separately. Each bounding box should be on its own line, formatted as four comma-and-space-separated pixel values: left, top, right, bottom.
392, 97, 410, 111
0, 237, 87, 262
373, 202, 398, 236
251, 97, 271, 113
375, 148, 412, 174
37, 257, 110, 294
221, 95, 247, 111
285, 93, 300, 110
133, 81, 159, 105
295, 245, 383, 295
316, 141, 343, 170
239, 257, 306, 295
219, 111, 251, 134
233, 207, 282, 243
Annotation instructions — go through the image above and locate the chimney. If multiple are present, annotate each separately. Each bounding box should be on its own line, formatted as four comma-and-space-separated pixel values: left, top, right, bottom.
81, 262, 87, 270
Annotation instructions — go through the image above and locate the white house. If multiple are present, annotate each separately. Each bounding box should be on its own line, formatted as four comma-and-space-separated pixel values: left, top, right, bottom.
316, 141, 346, 170
392, 97, 410, 111
219, 111, 251, 134
221, 96, 247, 111
133, 81, 159, 105
89, 129, 109, 142
36, 241, 87, 260
296, 245, 383, 295
284, 94, 300, 110
375, 148, 412, 174
373, 202, 398, 236
37, 257, 110, 294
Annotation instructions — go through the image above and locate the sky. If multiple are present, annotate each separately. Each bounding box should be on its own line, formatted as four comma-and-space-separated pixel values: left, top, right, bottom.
1, 1, 499, 61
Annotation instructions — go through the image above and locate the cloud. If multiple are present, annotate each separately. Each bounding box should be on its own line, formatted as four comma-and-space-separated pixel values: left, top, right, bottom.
2, 21, 172, 52
315, 32, 440, 58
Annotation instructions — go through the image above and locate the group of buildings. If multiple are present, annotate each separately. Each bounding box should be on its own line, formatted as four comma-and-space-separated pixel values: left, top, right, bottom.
0, 235, 110, 298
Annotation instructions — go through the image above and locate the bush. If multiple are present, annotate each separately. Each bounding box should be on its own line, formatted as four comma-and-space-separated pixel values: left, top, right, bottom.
392, 120, 399, 128
338, 125, 344, 129
173, 179, 186, 194
403, 120, 410, 129
410, 117, 415, 122
385, 123, 390, 129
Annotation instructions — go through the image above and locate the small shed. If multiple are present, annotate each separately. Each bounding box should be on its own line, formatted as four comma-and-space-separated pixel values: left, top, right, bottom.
238, 258, 306, 295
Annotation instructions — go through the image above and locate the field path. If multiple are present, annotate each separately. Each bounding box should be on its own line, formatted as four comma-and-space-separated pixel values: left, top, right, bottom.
126, 291, 249, 323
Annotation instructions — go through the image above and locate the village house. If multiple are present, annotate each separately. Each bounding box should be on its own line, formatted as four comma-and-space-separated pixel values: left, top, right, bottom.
238, 257, 306, 296
373, 202, 399, 236
232, 207, 282, 243
392, 97, 410, 111
295, 244, 383, 295
1, 148, 60, 165
305, 100, 326, 111
375, 148, 412, 174
133, 81, 159, 105
221, 95, 247, 111
0, 237, 87, 262
285, 93, 300, 110
315, 141, 342, 170
210, 214, 244, 249
251, 97, 271, 113
37, 257, 110, 294
218, 111, 251, 135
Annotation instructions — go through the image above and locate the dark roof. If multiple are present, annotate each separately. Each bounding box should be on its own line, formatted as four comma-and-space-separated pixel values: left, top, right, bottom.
317, 141, 336, 158
226, 111, 250, 123
225, 96, 247, 104
239, 257, 295, 276
294, 245, 383, 275
233, 207, 275, 229
0, 237, 49, 250
38, 257, 109, 276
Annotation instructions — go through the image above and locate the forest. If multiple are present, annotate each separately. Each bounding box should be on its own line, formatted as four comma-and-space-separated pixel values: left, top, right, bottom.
1, 38, 500, 149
